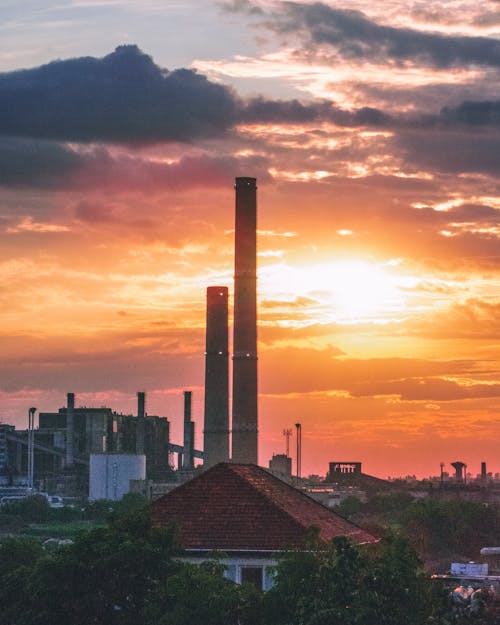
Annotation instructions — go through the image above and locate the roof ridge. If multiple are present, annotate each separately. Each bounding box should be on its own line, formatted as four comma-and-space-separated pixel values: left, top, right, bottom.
230, 464, 374, 539
229, 464, 331, 515
225, 464, 310, 534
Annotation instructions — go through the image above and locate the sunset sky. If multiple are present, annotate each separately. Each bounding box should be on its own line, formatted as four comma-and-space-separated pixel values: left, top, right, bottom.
1, 0, 500, 478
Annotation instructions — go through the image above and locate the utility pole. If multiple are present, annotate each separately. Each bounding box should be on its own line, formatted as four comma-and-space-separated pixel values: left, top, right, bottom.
27, 407, 36, 490
295, 422, 301, 480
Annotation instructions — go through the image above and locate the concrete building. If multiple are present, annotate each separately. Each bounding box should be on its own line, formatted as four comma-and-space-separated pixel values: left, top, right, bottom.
89, 453, 146, 500
269, 453, 292, 479
232, 177, 258, 464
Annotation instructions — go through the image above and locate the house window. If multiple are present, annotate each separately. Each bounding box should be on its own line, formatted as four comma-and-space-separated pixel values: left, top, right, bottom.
240, 566, 263, 589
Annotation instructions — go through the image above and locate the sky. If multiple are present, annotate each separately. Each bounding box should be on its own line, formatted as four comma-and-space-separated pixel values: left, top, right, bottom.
1, 0, 500, 479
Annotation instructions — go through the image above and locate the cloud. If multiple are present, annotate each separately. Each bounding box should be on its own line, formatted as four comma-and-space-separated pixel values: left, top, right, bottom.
0, 45, 238, 143
266, 2, 500, 69
218, 0, 263, 15
240, 95, 500, 129
260, 346, 479, 395
0, 137, 270, 190
6, 217, 69, 234
240, 96, 392, 126
394, 130, 500, 176
0, 137, 84, 188
350, 377, 500, 401
439, 100, 500, 125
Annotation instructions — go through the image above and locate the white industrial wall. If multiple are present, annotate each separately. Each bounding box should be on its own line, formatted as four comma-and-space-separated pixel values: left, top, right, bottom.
89, 453, 146, 501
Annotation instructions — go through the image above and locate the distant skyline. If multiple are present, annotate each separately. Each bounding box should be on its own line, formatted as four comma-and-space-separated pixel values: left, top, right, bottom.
1, 0, 500, 478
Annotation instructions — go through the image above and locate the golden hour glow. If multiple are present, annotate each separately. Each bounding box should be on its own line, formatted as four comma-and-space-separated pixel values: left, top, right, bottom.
1, 0, 500, 479
262, 260, 406, 323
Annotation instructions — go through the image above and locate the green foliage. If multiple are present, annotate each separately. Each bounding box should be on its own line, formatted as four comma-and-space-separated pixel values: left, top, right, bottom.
2, 500, 492, 625
1, 495, 51, 523
146, 560, 263, 625
263, 534, 449, 625
28, 508, 178, 625
20, 520, 99, 539
367, 492, 416, 523
109, 492, 149, 521
402, 500, 500, 558
0, 508, 179, 625
335, 495, 364, 518
0, 538, 45, 625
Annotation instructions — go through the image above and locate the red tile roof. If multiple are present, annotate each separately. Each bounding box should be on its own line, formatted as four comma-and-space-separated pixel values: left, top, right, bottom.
152, 463, 377, 551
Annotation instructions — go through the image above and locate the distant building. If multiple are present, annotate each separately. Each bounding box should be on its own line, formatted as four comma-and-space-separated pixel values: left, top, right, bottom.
328, 462, 362, 478
152, 463, 377, 590
1, 396, 172, 494
89, 453, 146, 500
269, 453, 292, 478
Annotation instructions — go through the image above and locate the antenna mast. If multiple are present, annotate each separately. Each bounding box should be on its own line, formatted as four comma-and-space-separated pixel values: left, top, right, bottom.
283, 428, 292, 456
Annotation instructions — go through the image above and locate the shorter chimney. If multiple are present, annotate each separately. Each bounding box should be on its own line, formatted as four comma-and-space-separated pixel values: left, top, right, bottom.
136, 391, 145, 455
182, 391, 195, 470
66, 392, 75, 467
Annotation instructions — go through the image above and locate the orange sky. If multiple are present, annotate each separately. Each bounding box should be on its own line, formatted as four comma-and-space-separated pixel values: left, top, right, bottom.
1, 0, 500, 478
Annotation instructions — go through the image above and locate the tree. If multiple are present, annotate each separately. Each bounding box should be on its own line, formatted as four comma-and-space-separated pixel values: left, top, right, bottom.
24, 508, 179, 625
146, 559, 262, 625
263, 535, 449, 625
0, 537, 45, 625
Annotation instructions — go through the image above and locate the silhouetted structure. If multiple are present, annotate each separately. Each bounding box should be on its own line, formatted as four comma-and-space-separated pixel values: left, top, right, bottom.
232, 177, 258, 464
452, 461, 466, 482
203, 286, 230, 468
269, 453, 292, 478
328, 462, 362, 477
182, 391, 195, 471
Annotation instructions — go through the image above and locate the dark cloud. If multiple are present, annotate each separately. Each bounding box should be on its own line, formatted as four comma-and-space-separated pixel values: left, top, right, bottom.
439, 100, 500, 125
1, 42, 499, 155
0, 137, 83, 188
1, 44, 499, 187
266, 2, 500, 69
218, 0, 263, 15
240, 97, 392, 126
0, 137, 270, 190
394, 130, 500, 176
241, 95, 500, 131
0, 45, 238, 144
350, 82, 500, 116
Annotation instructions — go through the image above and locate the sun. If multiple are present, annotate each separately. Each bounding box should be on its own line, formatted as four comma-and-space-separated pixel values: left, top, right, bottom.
326, 259, 402, 321
262, 258, 406, 324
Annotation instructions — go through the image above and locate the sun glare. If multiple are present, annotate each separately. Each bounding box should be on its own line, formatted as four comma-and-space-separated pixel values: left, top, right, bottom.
262, 259, 406, 323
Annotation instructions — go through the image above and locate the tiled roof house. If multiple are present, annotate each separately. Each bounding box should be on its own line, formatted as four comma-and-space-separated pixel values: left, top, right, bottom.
152, 463, 377, 589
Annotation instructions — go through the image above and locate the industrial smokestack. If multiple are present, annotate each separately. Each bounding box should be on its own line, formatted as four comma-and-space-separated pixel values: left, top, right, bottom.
136, 391, 145, 455
232, 177, 258, 464
203, 286, 230, 468
182, 390, 194, 470
66, 392, 74, 467
137, 392, 145, 419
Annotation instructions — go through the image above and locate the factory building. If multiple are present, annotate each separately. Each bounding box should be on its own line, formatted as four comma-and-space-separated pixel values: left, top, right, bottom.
1, 392, 172, 494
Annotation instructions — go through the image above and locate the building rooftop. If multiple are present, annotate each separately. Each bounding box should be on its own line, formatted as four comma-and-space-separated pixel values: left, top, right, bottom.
152, 462, 377, 551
